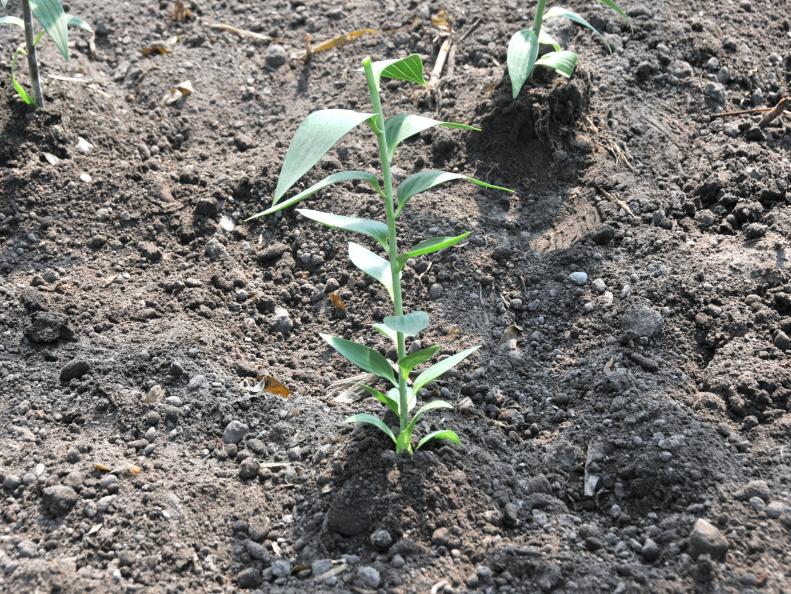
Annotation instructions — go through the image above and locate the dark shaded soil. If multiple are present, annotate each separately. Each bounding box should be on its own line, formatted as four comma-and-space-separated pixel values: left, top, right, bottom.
1, 0, 790, 592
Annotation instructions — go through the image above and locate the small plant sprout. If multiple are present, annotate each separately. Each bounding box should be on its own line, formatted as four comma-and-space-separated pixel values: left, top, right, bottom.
0, 0, 92, 107
248, 54, 512, 455
507, 0, 626, 98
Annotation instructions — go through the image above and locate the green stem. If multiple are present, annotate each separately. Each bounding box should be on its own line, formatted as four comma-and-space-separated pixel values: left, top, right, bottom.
362, 57, 409, 448
533, 0, 546, 36
21, 0, 43, 108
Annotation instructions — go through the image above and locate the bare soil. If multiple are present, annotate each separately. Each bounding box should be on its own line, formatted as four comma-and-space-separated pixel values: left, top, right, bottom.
1, 0, 790, 592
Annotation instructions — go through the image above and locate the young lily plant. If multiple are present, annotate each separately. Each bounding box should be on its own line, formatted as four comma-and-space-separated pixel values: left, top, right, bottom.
248, 54, 511, 455
0, 0, 92, 107
508, 0, 626, 98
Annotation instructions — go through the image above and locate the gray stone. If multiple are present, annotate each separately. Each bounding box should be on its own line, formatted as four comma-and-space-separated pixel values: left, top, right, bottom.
25, 312, 74, 343
239, 458, 259, 480
569, 271, 588, 285
271, 559, 291, 578
623, 306, 663, 338
16, 539, 38, 558
311, 558, 333, 577
272, 307, 293, 335
641, 538, 660, 562
774, 331, 791, 351
60, 359, 89, 383
765, 502, 787, 518
357, 566, 381, 589
370, 529, 393, 551
237, 567, 262, 589
689, 519, 729, 561
42, 485, 79, 516
704, 82, 726, 104
265, 44, 288, 68
736, 480, 771, 503
204, 238, 227, 261
669, 60, 693, 78
223, 420, 249, 444
429, 283, 443, 299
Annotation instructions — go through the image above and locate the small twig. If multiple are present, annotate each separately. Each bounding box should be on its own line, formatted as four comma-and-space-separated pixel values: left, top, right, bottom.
759, 98, 788, 128
207, 23, 271, 43
710, 105, 775, 119
598, 188, 636, 219
457, 17, 482, 43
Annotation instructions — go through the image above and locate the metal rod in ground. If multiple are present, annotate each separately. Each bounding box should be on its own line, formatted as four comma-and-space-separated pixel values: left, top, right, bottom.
21, 0, 44, 108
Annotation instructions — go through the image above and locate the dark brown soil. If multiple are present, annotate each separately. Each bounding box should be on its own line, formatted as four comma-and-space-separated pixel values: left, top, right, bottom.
1, 0, 790, 592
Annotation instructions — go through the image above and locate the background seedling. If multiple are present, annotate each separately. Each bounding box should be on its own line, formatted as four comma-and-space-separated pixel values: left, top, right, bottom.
0, 0, 91, 107
507, 0, 626, 98
248, 54, 511, 455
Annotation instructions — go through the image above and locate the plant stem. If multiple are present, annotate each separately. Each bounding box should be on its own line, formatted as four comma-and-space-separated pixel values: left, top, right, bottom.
21, 0, 44, 108
362, 57, 409, 445
533, 0, 547, 36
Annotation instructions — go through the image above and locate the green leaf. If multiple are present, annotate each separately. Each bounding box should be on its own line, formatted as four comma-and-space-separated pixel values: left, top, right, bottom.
30, 0, 69, 61
383, 311, 428, 337
320, 334, 397, 386
247, 171, 380, 220
296, 208, 389, 249
407, 399, 454, 433
544, 7, 607, 47
348, 242, 394, 300
370, 54, 426, 86
507, 28, 539, 98
372, 322, 397, 344
538, 31, 561, 51
344, 413, 396, 444
399, 232, 470, 266
10, 47, 34, 106
416, 429, 461, 450
413, 346, 480, 395
597, 0, 628, 21
65, 14, 92, 32
384, 114, 478, 159
274, 109, 373, 203
0, 16, 24, 28
361, 385, 399, 416
397, 170, 512, 213
398, 345, 440, 375
536, 50, 578, 78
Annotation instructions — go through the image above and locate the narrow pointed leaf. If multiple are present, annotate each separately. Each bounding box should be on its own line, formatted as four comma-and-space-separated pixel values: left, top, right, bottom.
397, 170, 512, 213
0, 16, 24, 28
399, 232, 470, 265
538, 31, 561, 51
12, 78, 34, 105
408, 400, 454, 432
296, 208, 389, 249
30, 0, 69, 61
416, 429, 461, 450
383, 311, 428, 337
344, 413, 396, 444
544, 7, 607, 47
370, 54, 426, 86
536, 50, 578, 78
413, 346, 480, 395
274, 109, 373, 203
597, 0, 628, 21
65, 14, 93, 32
320, 334, 396, 386
348, 242, 394, 300
372, 322, 397, 343
507, 29, 539, 98
247, 171, 380, 220
361, 385, 399, 415
398, 345, 440, 375
384, 114, 478, 159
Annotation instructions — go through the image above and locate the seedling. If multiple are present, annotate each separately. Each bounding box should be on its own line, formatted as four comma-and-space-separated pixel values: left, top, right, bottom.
507, 0, 626, 98
0, 0, 91, 107
248, 54, 511, 455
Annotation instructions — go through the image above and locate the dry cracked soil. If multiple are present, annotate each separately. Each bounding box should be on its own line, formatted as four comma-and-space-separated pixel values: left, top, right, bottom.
1, 0, 791, 592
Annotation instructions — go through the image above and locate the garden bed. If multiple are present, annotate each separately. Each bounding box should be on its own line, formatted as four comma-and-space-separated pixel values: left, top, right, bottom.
1, 0, 790, 592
